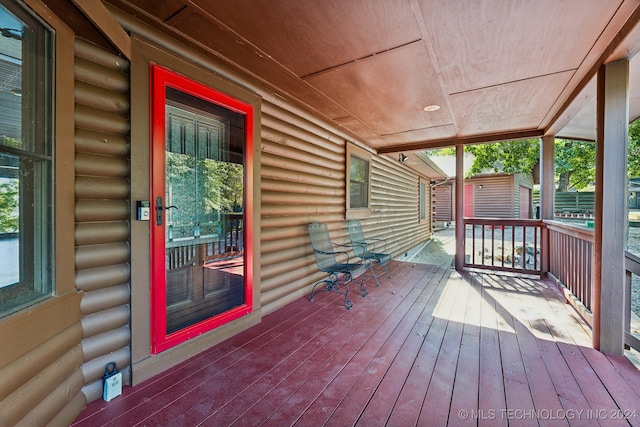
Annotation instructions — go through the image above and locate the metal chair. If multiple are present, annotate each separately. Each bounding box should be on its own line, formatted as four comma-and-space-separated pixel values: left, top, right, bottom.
347, 219, 392, 287
307, 222, 368, 309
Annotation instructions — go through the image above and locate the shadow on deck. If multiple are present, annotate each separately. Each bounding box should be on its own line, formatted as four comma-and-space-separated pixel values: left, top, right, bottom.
73, 260, 640, 426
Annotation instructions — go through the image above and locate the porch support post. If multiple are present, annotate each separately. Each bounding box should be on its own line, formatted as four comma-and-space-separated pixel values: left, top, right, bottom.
539, 135, 555, 276
455, 144, 465, 273
540, 135, 555, 220
594, 60, 629, 354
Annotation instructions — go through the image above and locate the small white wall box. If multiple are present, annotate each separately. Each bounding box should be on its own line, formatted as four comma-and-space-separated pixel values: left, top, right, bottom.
103, 361, 122, 402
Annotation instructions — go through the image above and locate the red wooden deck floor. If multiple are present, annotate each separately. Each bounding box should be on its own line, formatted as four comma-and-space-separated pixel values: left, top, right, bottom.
73, 261, 640, 426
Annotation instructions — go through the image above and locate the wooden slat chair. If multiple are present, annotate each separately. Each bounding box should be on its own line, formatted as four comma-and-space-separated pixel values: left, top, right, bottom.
347, 219, 392, 287
307, 222, 368, 309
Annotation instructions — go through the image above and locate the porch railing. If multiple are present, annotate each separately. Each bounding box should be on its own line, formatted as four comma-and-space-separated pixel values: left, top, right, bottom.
167, 213, 244, 269
463, 218, 543, 275
463, 217, 639, 354
546, 220, 594, 325
625, 251, 640, 354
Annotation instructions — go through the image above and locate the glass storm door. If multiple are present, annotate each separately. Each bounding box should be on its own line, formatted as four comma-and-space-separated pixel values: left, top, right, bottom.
150, 65, 253, 353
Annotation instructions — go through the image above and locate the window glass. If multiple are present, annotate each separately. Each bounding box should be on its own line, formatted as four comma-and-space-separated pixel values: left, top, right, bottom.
350, 154, 369, 209
0, 1, 54, 317
420, 181, 426, 220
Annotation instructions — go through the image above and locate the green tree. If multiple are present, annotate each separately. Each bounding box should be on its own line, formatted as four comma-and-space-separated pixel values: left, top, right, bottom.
554, 140, 595, 192
428, 138, 599, 191
464, 139, 540, 177
0, 181, 19, 233
628, 119, 640, 178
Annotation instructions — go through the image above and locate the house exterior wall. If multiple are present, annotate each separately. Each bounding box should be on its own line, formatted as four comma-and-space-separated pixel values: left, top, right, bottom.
259, 102, 430, 313
467, 175, 514, 218
73, 39, 132, 403
0, 2, 433, 423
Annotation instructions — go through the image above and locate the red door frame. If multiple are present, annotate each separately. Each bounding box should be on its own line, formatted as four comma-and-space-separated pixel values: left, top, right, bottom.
149, 64, 254, 354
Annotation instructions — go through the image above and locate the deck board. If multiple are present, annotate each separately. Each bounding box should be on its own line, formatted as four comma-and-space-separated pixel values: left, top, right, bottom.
73, 261, 640, 427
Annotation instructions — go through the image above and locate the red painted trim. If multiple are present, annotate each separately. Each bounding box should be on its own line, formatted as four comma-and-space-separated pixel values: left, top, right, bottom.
150, 64, 254, 354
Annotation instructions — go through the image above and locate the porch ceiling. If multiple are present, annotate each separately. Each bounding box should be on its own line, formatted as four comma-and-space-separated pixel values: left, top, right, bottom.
106, 0, 640, 151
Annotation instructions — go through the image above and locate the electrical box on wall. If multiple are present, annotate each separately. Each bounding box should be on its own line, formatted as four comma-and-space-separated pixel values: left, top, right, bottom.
136, 200, 150, 221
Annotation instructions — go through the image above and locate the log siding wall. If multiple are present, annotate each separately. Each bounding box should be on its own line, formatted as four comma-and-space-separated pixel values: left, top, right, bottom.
259, 101, 430, 314
0, 37, 130, 427
73, 39, 132, 404
1, 11, 432, 423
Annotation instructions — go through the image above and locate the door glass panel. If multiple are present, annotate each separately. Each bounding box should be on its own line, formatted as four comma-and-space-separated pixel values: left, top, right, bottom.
164, 87, 245, 335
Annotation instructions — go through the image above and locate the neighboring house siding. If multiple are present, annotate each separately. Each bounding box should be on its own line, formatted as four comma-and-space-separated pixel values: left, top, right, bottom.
259, 101, 430, 314
471, 175, 513, 218
433, 184, 453, 221
74, 39, 132, 404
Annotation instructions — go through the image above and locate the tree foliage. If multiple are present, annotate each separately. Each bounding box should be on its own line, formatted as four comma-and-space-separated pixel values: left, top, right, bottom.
554, 140, 595, 191
427, 120, 640, 187
0, 181, 19, 233
464, 139, 540, 177
628, 119, 640, 178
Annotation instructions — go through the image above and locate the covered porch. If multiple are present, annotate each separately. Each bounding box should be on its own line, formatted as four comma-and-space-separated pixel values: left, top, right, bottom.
73, 255, 640, 426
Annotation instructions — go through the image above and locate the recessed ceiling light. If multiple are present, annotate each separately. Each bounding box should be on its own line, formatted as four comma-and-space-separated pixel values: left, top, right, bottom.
424, 105, 440, 112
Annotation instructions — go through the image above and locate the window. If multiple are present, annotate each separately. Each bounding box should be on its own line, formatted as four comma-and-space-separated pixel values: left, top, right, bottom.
350, 155, 369, 208
420, 180, 426, 220
346, 144, 372, 218
0, 1, 54, 318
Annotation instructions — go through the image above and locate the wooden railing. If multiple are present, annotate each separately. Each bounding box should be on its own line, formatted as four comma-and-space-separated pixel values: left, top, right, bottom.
546, 220, 594, 323
625, 251, 640, 354
463, 218, 543, 275
167, 213, 244, 269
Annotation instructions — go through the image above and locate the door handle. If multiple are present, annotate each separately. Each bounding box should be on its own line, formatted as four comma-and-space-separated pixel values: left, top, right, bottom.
155, 196, 178, 226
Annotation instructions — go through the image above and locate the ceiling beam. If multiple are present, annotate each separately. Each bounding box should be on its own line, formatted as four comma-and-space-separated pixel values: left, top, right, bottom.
376, 129, 545, 154
72, 0, 132, 59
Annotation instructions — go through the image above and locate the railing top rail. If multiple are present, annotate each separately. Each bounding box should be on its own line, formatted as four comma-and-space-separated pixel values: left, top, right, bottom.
626, 250, 640, 276
463, 218, 544, 226
544, 219, 594, 242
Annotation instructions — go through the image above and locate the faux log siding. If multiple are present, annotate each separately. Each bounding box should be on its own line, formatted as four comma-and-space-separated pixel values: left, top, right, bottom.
0, 38, 130, 427
369, 155, 427, 254
259, 101, 429, 313
260, 102, 344, 310
73, 39, 132, 405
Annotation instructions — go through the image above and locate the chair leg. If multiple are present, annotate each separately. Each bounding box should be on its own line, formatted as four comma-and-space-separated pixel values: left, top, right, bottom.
349, 273, 368, 297
309, 273, 353, 309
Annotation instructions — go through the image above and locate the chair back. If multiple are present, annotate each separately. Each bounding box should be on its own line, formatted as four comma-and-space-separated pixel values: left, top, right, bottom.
347, 219, 366, 257
308, 222, 338, 271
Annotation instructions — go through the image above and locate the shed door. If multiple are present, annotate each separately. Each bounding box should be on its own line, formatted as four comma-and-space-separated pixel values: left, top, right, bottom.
464, 184, 474, 217
519, 186, 531, 219
150, 65, 253, 353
